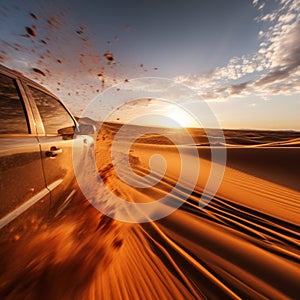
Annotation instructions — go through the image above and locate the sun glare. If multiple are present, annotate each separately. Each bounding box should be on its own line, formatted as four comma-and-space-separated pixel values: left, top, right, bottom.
167, 108, 199, 128
107, 99, 200, 129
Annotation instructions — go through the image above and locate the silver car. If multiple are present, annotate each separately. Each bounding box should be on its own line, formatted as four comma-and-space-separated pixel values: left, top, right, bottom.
0, 64, 95, 241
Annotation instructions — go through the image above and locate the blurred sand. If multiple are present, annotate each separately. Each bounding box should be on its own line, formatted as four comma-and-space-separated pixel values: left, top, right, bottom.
1, 123, 299, 299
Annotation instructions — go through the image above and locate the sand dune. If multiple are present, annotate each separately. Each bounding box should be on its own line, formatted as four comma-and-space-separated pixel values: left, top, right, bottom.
1, 123, 299, 299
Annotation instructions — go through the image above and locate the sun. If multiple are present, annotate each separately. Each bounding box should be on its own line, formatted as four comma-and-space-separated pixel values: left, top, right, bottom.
105, 99, 200, 128
167, 108, 199, 128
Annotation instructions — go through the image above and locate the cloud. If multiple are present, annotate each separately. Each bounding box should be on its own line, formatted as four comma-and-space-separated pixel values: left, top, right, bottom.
229, 82, 250, 95
174, 0, 300, 100
252, 0, 259, 7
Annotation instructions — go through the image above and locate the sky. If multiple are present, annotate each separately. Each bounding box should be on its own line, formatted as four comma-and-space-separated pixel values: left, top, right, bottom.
0, 0, 299, 130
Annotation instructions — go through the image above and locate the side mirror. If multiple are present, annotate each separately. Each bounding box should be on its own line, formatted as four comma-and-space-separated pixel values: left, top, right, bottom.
76, 124, 95, 135
58, 126, 75, 136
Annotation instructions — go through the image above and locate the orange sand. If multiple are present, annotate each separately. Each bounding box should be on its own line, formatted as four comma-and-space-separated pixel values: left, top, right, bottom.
1, 123, 299, 299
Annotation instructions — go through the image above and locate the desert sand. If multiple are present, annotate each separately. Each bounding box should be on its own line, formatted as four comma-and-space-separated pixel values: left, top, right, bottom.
1, 123, 299, 299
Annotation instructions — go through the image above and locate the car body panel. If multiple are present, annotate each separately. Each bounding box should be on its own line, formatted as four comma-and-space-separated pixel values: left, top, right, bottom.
0, 64, 94, 235
0, 136, 51, 228
37, 135, 78, 210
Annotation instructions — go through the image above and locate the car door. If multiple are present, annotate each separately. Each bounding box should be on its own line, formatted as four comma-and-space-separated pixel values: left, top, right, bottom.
0, 70, 50, 241
23, 83, 81, 214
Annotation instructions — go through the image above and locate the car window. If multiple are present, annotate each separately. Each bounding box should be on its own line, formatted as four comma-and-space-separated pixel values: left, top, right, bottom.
29, 87, 75, 135
0, 73, 29, 134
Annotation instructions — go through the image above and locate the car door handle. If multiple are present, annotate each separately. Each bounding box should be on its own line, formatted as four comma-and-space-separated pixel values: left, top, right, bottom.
46, 146, 63, 158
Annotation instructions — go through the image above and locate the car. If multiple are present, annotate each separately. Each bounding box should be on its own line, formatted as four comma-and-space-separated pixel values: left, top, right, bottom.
0, 64, 95, 242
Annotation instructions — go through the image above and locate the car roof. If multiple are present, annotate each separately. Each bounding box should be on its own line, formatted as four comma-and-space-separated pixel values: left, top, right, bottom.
0, 63, 58, 99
